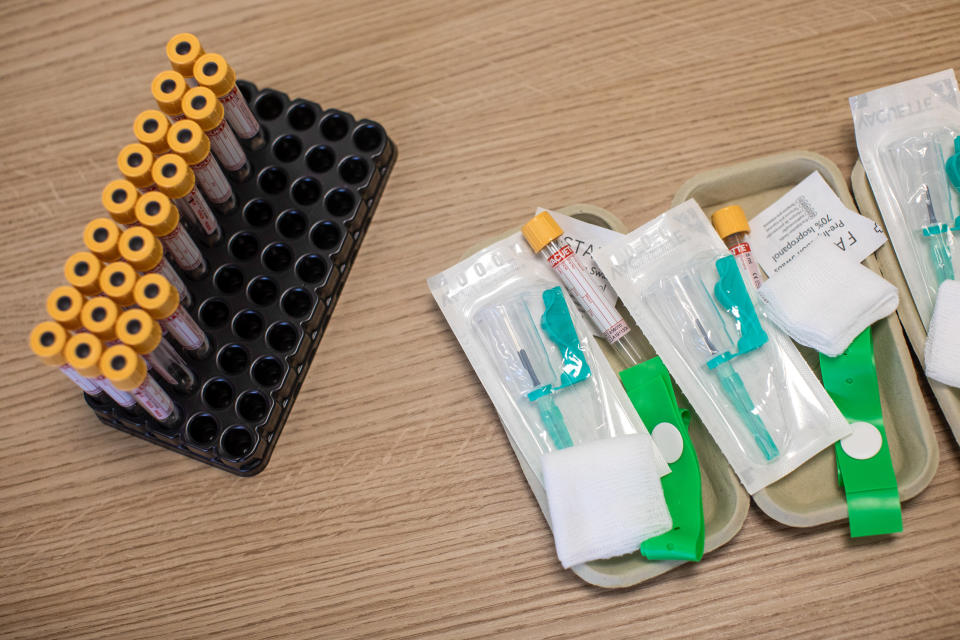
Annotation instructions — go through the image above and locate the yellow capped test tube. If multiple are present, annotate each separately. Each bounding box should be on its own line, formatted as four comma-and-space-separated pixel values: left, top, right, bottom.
117, 308, 198, 393
133, 109, 171, 154
29, 321, 103, 397
182, 86, 250, 180
81, 296, 121, 342
167, 118, 235, 211
99, 261, 138, 308
83, 217, 121, 262
151, 70, 188, 122
65, 332, 139, 413
151, 153, 221, 245
64, 251, 102, 295
135, 191, 207, 279
46, 286, 85, 330
166, 33, 204, 86
117, 143, 155, 193
101, 179, 139, 226
101, 344, 181, 427
118, 226, 193, 307
194, 52, 265, 149
134, 273, 211, 359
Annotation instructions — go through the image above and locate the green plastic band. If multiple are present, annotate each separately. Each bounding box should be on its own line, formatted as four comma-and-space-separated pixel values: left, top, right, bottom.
819, 328, 902, 537
620, 356, 705, 561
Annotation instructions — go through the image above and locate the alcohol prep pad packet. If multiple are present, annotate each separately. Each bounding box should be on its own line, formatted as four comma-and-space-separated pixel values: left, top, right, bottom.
595, 200, 850, 494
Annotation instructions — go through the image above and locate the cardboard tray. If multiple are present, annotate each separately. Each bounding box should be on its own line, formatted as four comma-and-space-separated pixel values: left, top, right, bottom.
851, 160, 960, 445
672, 151, 938, 527
462, 204, 750, 588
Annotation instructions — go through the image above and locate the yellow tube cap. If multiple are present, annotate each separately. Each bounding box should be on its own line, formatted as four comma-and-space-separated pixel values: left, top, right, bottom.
521, 211, 563, 253
83, 217, 122, 261
101, 179, 139, 225
134, 273, 179, 319
101, 344, 147, 391
133, 110, 171, 154
116, 308, 162, 355
135, 191, 180, 237
152, 70, 187, 117
46, 286, 85, 330
117, 143, 154, 189
167, 119, 210, 165
152, 153, 195, 200
100, 261, 138, 306
64, 251, 102, 295
711, 205, 750, 239
193, 53, 236, 97
181, 86, 224, 132
119, 226, 163, 271
65, 332, 104, 378
30, 321, 69, 366
81, 296, 120, 340
166, 33, 204, 78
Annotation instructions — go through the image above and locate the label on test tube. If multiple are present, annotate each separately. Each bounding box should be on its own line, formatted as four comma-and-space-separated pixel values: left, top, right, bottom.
220, 86, 259, 140
546, 244, 631, 343
207, 119, 247, 171
58, 363, 102, 395
159, 224, 204, 272
161, 305, 205, 351
175, 187, 218, 235
130, 374, 176, 421
192, 154, 231, 204
95, 376, 138, 407
146, 258, 191, 307
730, 241, 764, 290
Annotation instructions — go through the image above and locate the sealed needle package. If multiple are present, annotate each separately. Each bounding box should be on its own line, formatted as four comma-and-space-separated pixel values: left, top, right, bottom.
595, 200, 851, 494
428, 234, 672, 569
851, 69, 960, 327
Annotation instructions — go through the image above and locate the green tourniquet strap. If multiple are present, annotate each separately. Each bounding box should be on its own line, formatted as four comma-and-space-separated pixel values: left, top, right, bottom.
819, 328, 902, 538
620, 357, 705, 562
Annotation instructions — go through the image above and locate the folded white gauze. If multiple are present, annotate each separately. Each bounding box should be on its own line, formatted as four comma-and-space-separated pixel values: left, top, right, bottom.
924, 280, 960, 387
542, 434, 671, 569
757, 243, 898, 357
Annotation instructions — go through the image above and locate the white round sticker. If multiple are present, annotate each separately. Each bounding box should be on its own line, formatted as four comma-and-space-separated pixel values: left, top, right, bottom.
652, 422, 684, 464
840, 421, 883, 460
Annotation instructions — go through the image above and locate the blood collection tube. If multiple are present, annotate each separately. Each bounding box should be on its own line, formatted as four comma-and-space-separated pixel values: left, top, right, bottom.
117, 308, 198, 393
81, 296, 121, 344
711, 205, 764, 290
151, 70, 188, 122
182, 86, 251, 182
101, 344, 182, 428
118, 143, 156, 193
65, 332, 141, 414
167, 119, 236, 212
99, 261, 138, 308
83, 217, 122, 262
46, 286, 85, 330
118, 226, 193, 307
151, 153, 222, 246
101, 179, 139, 227
135, 191, 208, 279
133, 109, 171, 155
193, 53, 265, 150
134, 273, 212, 359
30, 321, 104, 397
522, 211, 643, 368
64, 251, 102, 295
166, 33, 204, 87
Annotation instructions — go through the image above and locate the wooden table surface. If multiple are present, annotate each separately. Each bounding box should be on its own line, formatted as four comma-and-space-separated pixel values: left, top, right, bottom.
2, 0, 960, 637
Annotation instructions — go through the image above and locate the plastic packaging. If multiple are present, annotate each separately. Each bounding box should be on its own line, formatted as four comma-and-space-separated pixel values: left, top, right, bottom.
851, 69, 960, 328
428, 233, 669, 484
596, 200, 850, 493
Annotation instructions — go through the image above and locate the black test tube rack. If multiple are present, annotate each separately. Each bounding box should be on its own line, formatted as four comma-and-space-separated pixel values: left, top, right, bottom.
84, 80, 396, 475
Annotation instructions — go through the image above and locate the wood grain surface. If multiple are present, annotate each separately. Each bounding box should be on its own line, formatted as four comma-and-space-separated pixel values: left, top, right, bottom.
2, 0, 959, 638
